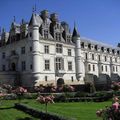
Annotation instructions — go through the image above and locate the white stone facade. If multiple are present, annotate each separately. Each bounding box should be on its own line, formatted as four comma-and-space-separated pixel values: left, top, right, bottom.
0, 10, 120, 88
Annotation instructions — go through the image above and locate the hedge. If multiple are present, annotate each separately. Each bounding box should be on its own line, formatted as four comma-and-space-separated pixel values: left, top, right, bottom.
14, 103, 74, 120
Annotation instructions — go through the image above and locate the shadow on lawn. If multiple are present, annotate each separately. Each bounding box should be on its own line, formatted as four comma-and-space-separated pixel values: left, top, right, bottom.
16, 117, 35, 120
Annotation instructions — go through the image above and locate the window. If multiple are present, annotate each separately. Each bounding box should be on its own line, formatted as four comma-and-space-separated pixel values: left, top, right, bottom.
30, 46, 32, 52
110, 57, 112, 62
81, 42, 84, 48
93, 65, 95, 71
56, 58, 64, 70
116, 66, 118, 72
115, 58, 117, 63
105, 66, 107, 72
21, 61, 26, 71
2, 65, 5, 71
44, 45, 49, 54
44, 30, 49, 39
88, 64, 91, 71
45, 76, 47, 81
92, 54, 94, 60
98, 55, 101, 61
2, 52, 5, 59
85, 53, 88, 60
68, 61, 72, 71
45, 60, 50, 70
105, 56, 107, 61
56, 44, 62, 53
21, 47, 25, 54
30, 64, 32, 70
101, 65, 103, 71
67, 36, 71, 43
55, 33, 61, 41
68, 49, 71, 56
113, 66, 115, 72
71, 76, 74, 82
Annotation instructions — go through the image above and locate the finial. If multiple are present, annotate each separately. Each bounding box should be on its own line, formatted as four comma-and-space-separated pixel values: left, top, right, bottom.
74, 21, 76, 28
21, 18, 24, 24
72, 21, 80, 38
32, 6, 35, 13
2, 28, 5, 33
34, 4, 36, 12
13, 16, 16, 22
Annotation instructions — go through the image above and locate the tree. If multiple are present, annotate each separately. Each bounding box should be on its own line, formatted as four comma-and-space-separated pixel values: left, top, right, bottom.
36, 95, 54, 114
111, 81, 120, 91
96, 96, 120, 120
12, 87, 27, 103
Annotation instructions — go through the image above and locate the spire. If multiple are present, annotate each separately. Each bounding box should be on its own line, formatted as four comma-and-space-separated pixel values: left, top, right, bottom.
29, 13, 38, 26
72, 22, 80, 37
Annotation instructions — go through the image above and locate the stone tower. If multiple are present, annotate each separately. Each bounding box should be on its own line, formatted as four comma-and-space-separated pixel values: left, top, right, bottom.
29, 13, 41, 86
72, 25, 85, 83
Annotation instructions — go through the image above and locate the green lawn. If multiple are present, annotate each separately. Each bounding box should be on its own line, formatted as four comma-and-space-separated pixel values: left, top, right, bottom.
23, 100, 112, 120
0, 99, 112, 120
0, 100, 39, 120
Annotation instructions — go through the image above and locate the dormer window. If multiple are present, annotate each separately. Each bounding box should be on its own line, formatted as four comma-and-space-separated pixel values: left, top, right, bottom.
67, 36, 71, 43
107, 48, 109, 53
55, 33, 61, 41
101, 47, 104, 52
112, 49, 115, 54
81, 42, 84, 48
95, 45, 97, 50
117, 50, 120, 55
88, 44, 91, 49
44, 30, 49, 39
56, 23, 59, 29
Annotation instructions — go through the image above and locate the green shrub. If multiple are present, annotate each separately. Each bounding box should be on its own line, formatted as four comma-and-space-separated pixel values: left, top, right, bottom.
74, 91, 88, 97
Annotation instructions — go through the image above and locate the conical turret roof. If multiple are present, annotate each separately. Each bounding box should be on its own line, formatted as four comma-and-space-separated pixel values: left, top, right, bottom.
72, 25, 80, 38
29, 13, 38, 26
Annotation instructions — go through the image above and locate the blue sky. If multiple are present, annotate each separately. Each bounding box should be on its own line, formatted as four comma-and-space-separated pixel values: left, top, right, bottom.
0, 0, 120, 46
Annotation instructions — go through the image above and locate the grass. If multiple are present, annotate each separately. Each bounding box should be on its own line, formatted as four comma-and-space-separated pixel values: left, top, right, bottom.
23, 99, 112, 120
0, 99, 112, 120
0, 100, 39, 120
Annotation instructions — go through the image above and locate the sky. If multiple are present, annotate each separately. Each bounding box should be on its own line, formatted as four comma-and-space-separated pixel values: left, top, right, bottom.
0, 0, 120, 46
